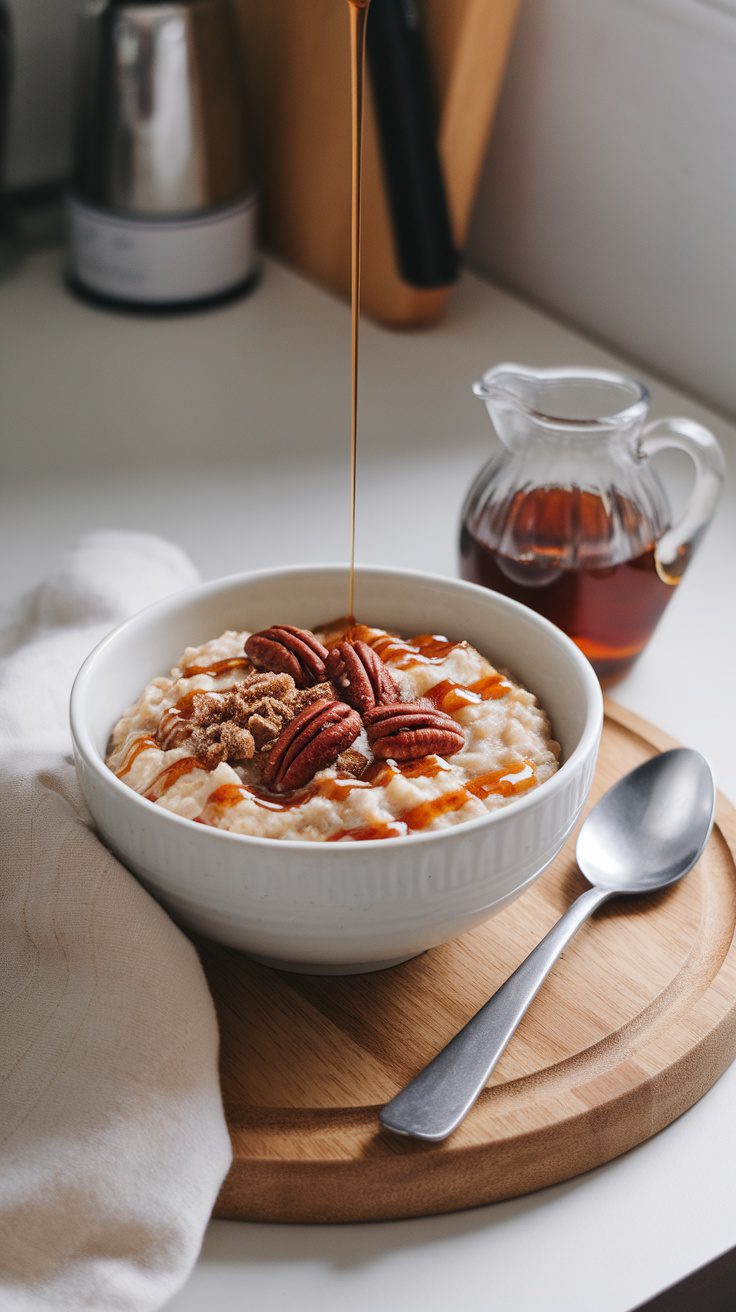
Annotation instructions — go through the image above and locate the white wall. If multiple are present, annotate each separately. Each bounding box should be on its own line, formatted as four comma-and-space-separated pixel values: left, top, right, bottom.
467, 0, 736, 417
6, 0, 736, 416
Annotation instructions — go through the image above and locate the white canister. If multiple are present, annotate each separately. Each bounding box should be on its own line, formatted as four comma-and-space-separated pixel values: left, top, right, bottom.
69, 0, 259, 307
67, 191, 258, 306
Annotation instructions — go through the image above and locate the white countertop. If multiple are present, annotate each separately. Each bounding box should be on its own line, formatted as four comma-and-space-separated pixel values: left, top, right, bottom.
2, 247, 735, 1311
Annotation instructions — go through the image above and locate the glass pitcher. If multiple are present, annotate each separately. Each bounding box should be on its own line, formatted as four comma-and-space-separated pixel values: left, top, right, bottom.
459, 364, 725, 682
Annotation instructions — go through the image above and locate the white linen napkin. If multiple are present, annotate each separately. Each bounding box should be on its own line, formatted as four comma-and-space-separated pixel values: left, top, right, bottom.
0, 533, 232, 1311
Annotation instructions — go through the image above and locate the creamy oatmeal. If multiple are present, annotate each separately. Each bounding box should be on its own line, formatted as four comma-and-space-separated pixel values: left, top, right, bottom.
106, 621, 560, 841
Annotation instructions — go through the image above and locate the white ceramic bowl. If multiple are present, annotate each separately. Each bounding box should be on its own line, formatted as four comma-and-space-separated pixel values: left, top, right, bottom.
71, 565, 603, 973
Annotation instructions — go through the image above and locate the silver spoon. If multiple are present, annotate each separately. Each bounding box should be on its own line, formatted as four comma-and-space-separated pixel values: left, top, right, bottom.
380, 748, 716, 1143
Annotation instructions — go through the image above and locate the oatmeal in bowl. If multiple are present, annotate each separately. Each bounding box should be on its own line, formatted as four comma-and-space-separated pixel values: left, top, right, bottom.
72, 565, 601, 972
106, 620, 560, 843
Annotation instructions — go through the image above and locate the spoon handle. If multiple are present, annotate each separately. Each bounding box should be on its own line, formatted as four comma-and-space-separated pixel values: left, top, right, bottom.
380, 885, 612, 1142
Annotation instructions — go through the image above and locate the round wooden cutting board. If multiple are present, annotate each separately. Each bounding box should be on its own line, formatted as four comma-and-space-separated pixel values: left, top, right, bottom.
197, 702, 736, 1223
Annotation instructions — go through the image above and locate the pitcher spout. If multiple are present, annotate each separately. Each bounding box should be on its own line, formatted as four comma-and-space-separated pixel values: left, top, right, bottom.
473, 363, 650, 441
472, 363, 539, 417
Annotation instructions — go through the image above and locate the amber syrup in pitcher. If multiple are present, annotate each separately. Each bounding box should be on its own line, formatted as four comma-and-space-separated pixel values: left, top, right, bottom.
460, 486, 678, 684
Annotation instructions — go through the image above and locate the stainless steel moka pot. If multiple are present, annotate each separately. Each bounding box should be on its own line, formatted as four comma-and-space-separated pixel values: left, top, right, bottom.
68, 0, 258, 306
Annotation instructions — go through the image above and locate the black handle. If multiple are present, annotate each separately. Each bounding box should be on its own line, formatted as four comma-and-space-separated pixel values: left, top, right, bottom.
367, 0, 457, 289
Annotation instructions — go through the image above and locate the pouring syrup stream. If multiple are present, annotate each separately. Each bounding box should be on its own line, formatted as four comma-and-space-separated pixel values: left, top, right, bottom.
347, 0, 371, 620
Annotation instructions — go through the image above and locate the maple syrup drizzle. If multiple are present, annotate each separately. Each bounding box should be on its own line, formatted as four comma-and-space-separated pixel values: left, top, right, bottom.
195, 775, 365, 825
193, 755, 450, 825
424, 673, 512, 712
115, 734, 160, 779
402, 760, 536, 831
328, 821, 409, 843
343, 626, 465, 669
156, 688, 202, 750
347, 0, 371, 620
180, 656, 251, 678
329, 760, 537, 841
194, 753, 533, 837
145, 755, 203, 802
115, 730, 207, 794
466, 760, 536, 799
368, 755, 452, 782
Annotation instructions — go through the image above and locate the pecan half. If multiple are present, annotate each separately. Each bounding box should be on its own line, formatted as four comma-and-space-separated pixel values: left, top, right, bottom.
364, 702, 465, 761
263, 698, 362, 792
325, 639, 399, 714
245, 625, 329, 687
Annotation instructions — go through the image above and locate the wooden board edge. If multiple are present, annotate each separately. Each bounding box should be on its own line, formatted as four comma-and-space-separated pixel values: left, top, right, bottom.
214, 1000, 736, 1223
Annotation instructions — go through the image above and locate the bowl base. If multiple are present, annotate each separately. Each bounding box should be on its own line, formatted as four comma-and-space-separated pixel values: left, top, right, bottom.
246, 950, 424, 976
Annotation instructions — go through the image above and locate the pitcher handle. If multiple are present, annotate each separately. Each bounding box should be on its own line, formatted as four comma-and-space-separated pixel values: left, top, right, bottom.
639, 417, 725, 584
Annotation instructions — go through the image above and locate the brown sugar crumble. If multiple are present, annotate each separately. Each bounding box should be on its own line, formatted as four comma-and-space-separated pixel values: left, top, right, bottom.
188, 671, 333, 768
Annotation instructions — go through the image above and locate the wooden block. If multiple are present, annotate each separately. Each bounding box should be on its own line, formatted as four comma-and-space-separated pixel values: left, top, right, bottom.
232, 0, 520, 325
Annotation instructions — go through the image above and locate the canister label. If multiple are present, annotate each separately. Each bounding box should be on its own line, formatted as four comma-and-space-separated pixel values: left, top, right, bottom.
67, 193, 258, 304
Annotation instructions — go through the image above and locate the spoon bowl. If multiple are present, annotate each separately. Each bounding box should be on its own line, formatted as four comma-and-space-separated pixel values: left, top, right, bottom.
577, 748, 716, 895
